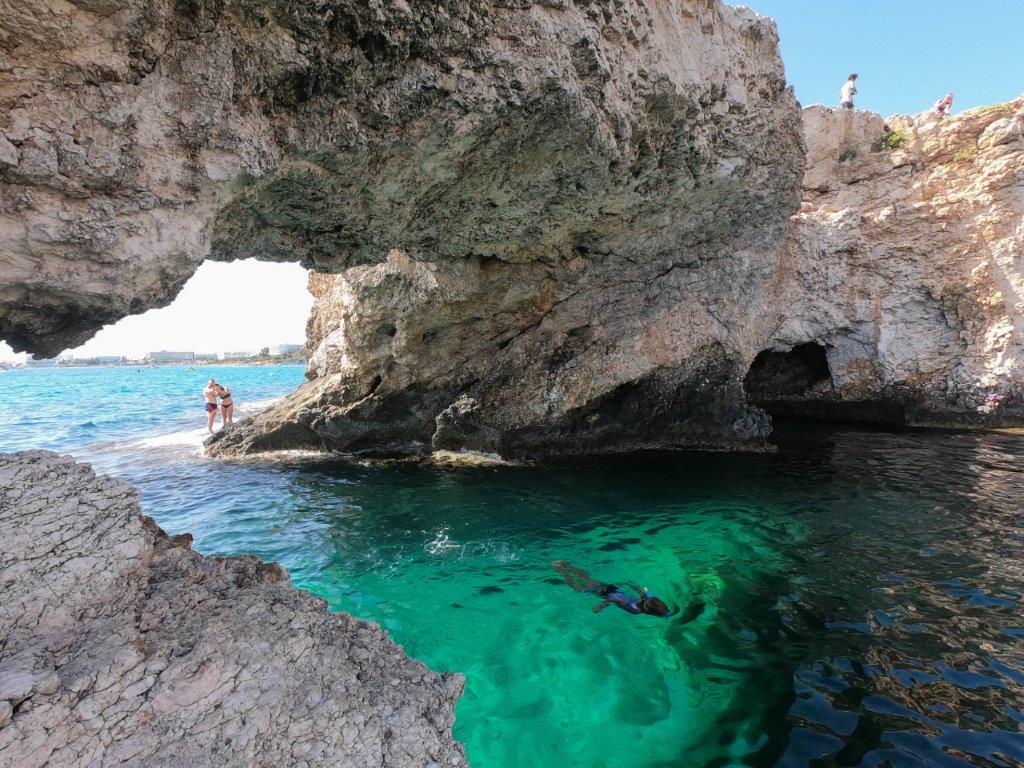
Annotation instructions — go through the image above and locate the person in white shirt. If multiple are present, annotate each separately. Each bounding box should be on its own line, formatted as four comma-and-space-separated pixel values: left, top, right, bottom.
839, 74, 858, 110
933, 92, 954, 118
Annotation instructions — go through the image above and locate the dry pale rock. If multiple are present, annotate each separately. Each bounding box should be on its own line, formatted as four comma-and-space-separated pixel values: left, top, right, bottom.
761, 98, 1024, 424
0, 451, 465, 768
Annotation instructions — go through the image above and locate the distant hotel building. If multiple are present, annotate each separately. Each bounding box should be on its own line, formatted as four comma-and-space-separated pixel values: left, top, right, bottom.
145, 350, 195, 363
268, 343, 304, 356
218, 351, 256, 360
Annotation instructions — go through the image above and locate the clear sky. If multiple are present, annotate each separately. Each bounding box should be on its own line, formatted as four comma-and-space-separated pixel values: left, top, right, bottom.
0, 260, 312, 362
2, 2, 1020, 362
744, 0, 1024, 117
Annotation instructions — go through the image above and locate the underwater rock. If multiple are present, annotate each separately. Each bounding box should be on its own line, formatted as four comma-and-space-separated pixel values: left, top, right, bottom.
0, 451, 465, 767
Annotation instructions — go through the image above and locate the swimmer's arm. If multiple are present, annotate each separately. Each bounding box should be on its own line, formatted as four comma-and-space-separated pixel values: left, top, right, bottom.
592, 600, 612, 613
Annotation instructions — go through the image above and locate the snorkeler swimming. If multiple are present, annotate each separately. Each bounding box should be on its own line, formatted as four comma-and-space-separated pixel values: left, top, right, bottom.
552, 560, 673, 617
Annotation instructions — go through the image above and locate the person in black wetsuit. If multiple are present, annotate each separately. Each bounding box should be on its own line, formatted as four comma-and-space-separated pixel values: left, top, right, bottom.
552, 560, 673, 617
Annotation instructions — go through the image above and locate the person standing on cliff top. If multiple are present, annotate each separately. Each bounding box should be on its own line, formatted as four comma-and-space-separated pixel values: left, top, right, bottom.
934, 92, 954, 118
839, 74, 858, 110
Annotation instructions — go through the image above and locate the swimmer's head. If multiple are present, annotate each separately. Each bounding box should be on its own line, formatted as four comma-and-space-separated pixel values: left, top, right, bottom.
639, 596, 670, 617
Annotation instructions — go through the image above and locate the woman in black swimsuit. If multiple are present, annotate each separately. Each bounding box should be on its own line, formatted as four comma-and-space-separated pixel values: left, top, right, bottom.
216, 384, 234, 425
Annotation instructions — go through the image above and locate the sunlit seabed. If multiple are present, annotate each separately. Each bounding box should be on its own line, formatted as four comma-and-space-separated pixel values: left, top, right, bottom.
2, 365, 1023, 767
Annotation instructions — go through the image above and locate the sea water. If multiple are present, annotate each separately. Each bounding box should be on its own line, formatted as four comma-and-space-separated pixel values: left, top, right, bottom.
2, 364, 1023, 767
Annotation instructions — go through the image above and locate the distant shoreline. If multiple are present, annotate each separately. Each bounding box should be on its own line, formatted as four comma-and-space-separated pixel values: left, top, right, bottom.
5, 360, 308, 370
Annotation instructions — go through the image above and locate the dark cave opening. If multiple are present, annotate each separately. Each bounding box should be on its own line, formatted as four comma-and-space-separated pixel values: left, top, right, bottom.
744, 342, 907, 426
744, 342, 832, 401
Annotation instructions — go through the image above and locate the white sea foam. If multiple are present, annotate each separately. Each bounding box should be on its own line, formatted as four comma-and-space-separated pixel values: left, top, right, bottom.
426, 527, 463, 555
136, 427, 208, 449
132, 396, 284, 453
216, 448, 327, 465
239, 396, 282, 414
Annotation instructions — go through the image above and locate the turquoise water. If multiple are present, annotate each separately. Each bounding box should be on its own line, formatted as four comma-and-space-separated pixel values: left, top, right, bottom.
2, 365, 1023, 767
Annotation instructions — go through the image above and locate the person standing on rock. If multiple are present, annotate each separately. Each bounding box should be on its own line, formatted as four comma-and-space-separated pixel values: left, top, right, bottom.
203, 379, 219, 434
933, 93, 954, 119
216, 382, 235, 426
839, 73, 858, 110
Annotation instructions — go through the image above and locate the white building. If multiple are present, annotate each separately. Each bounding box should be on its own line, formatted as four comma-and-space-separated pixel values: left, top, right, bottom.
268, 343, 304, 356
218, 351, 256, 360
145, 350, 195, 363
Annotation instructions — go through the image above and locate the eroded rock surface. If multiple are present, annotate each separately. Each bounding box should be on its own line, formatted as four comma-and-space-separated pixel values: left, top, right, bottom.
0, 451, 465, 767
213, 97, 1024, 457
7, 0, 1020, 457
764, 98, 1024, 425
0, 0, 800, 357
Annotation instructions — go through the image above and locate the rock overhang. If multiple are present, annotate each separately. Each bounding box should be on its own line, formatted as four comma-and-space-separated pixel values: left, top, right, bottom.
1, 0, 801, 358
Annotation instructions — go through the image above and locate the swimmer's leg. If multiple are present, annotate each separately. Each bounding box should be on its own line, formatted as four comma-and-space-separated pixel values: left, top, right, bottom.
551, 560, 602, 594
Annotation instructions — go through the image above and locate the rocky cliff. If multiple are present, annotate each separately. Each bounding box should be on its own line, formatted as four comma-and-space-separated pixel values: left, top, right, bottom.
0, 0, 800, 363
756, 98, 1024, 426
211, 98, 1024, 457
3, 0, 1022, 459
0, 451, 465, 767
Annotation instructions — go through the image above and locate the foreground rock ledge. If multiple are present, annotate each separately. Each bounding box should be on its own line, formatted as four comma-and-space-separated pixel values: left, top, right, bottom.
0, 451, 465, 768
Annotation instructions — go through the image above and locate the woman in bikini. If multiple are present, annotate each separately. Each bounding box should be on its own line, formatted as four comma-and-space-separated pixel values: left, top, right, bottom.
216, 382, 234, 426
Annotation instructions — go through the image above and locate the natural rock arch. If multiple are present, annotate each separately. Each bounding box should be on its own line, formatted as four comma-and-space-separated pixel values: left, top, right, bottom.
0, 0, 801, 358
2, 0, 806, 455
5, 1, 1022, 455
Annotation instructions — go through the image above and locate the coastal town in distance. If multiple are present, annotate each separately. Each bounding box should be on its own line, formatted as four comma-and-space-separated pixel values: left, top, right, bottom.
4, 343, 305, 369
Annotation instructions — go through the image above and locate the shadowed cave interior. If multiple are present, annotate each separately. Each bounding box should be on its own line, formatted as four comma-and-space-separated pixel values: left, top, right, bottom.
744, 342, 907, 426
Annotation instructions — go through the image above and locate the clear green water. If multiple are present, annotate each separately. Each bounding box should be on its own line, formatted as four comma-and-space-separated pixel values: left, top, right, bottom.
3, 366, 1023, 766
300, 469, 798, 767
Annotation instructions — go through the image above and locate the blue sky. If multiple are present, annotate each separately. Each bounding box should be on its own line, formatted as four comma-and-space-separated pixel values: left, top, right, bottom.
745, 0, 1024, 117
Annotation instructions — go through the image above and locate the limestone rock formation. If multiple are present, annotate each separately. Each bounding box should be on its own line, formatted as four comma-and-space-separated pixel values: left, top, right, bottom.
6, 0, 1020, 458
756, 98, 1024, 425
0, 451, 465, 767
213, 96, 1024, 457
0, 0, 801, 360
